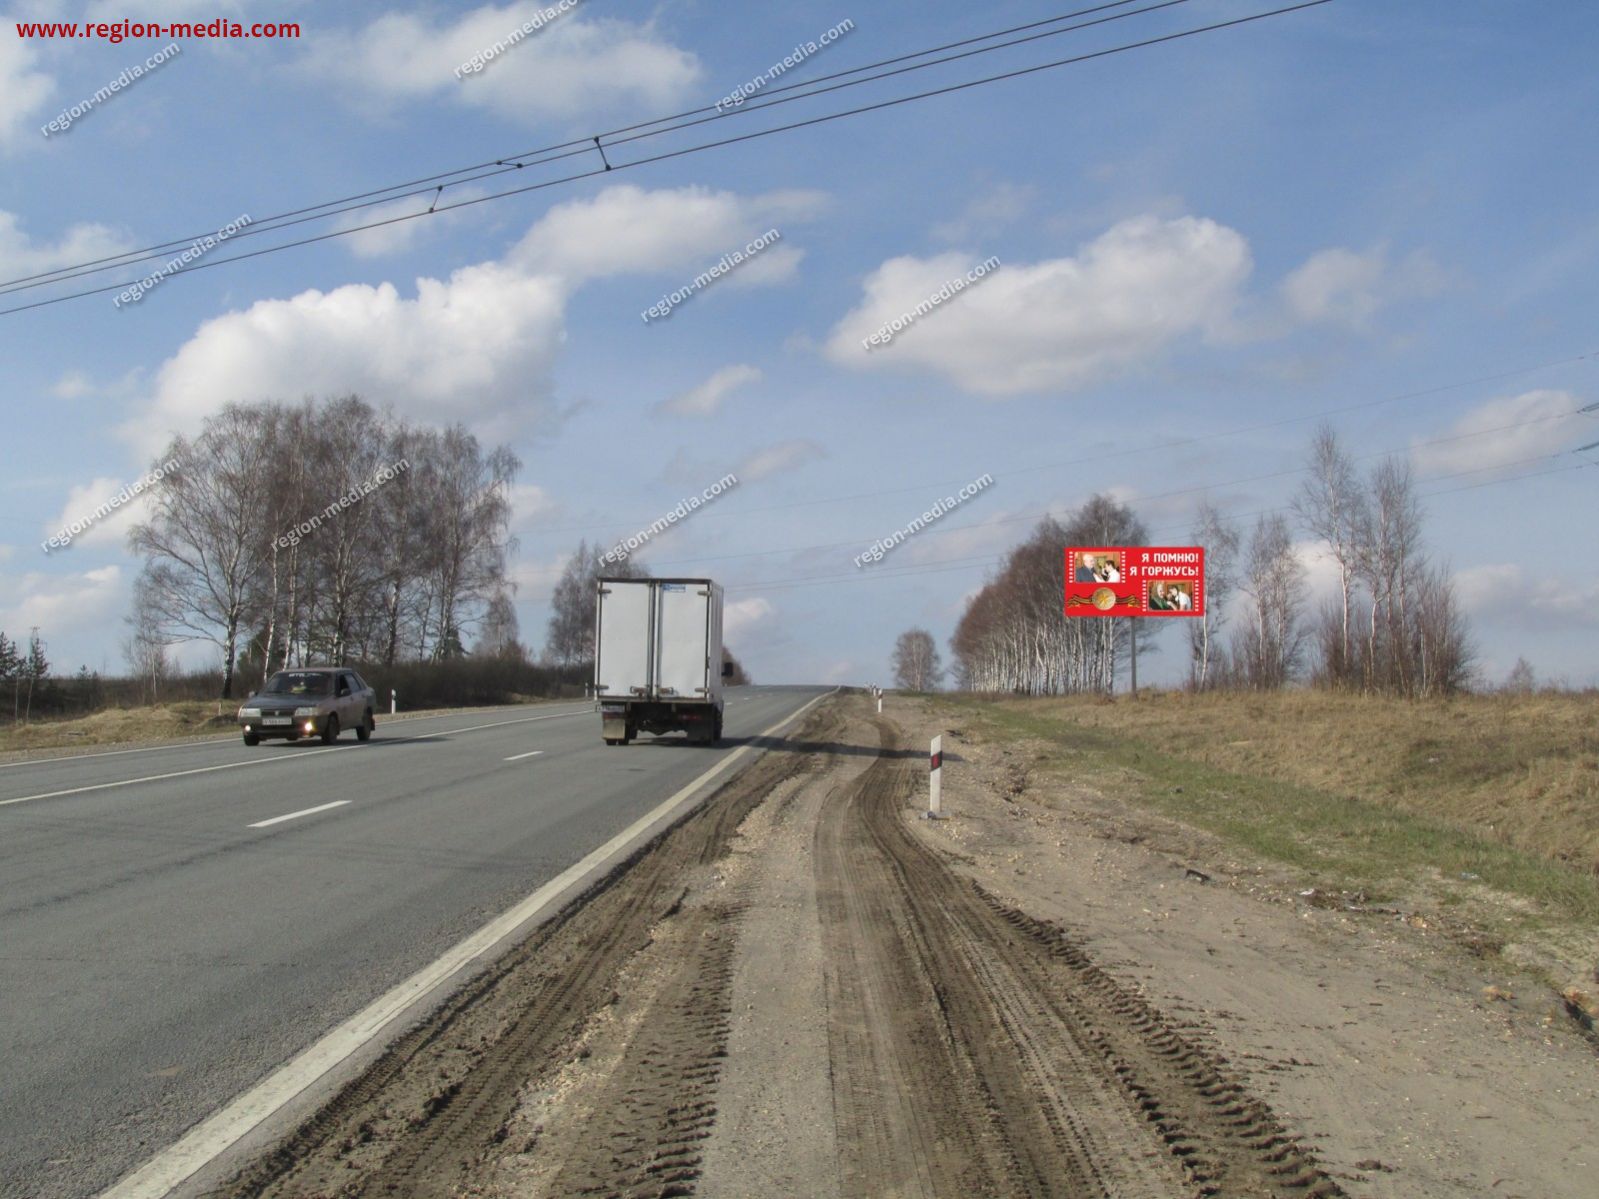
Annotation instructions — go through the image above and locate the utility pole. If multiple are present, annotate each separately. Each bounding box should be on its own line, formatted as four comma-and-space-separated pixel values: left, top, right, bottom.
1129, 617, 1138, 697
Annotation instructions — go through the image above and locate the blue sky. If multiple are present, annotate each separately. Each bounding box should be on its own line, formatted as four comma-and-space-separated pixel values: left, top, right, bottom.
3, 0, 1596, 688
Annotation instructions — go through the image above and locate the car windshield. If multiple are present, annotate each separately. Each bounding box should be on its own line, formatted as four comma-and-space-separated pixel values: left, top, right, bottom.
261, 671, 333, 697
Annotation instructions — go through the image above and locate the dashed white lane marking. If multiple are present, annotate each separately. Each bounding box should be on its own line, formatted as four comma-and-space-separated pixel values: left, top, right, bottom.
0, 711, 587, 809
503, 750, 546, 762
247, 800, 351, 829
0, 704, 590, 772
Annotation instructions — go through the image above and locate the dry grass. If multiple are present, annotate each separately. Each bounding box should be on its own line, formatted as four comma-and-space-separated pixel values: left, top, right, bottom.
936, 689, 1599, 997
987, 690, 1599, 875
0, 701, 238, 755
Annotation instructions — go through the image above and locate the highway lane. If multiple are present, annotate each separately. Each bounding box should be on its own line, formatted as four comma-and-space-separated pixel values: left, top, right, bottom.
0, 685, 827, 1199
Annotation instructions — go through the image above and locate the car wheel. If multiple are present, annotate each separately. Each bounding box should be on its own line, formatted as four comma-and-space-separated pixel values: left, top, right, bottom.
242, 732, 260, 746
321, 714, 340, 745
357, 709, 374, 741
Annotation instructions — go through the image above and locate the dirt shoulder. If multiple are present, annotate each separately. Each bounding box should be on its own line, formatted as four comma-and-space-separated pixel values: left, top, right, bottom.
905, 694, 1599, 1199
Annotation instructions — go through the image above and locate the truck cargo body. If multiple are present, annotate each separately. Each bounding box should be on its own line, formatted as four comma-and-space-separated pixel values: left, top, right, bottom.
594, 578, 726, 745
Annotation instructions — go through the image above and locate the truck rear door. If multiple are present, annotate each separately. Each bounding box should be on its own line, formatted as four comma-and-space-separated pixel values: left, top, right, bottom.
654, 582, 711, 699
596, 581, 654, 698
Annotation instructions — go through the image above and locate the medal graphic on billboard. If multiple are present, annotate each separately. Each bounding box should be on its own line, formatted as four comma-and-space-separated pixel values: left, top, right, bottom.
1065, 547, 1206, 617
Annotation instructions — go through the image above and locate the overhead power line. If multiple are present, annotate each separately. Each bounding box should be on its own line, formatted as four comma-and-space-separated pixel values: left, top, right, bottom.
0, 0, 1334, 316
0, 0, 1171, 295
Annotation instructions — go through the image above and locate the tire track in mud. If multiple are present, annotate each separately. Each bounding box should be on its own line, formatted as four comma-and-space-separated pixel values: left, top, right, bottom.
542, 893, 748, 1197
206, 712, 834, 1199
817, 715, 1348, 1199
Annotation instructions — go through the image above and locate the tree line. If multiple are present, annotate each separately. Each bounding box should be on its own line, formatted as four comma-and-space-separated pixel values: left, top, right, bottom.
0, 630, 51, 721
900, 426, 1475, 697
129, 396, 520, 698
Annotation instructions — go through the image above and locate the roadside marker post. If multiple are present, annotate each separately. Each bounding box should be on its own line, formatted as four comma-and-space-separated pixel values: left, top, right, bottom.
929, 734, 942, 817
390, 689, 396, 715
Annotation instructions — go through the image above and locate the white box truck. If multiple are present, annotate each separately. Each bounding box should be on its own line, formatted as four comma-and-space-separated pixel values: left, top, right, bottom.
594, 577, 729, 745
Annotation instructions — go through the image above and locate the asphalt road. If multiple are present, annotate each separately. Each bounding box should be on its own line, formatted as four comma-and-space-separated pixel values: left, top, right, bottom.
0, 685, 827, 1199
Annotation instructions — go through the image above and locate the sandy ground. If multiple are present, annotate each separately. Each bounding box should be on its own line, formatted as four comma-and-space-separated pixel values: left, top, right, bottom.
896, 697, 1599, 1199
209, 693, 1599, 1198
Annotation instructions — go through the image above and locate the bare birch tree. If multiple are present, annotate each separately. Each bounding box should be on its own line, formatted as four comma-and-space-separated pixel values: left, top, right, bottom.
1187, 499, 1240, 690
129, 405, 278, 699
892, 628, 944, 691
1293, 426, 1366, 686
1234, 513, 1306, 689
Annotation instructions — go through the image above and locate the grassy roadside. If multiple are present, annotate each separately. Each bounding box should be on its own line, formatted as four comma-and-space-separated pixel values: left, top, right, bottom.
0, 701, 237, 754
932, 693, 1599, 1003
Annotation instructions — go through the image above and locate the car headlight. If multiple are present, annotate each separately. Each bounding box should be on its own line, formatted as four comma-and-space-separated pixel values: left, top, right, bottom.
239, 707, 261, 719
294, 707, 318, 718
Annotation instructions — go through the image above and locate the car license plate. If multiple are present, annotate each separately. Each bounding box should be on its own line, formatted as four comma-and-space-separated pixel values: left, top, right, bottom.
262, 715, 291, 726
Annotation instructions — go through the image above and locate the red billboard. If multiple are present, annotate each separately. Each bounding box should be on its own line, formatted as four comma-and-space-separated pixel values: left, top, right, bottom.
1064, 546, 1205, 617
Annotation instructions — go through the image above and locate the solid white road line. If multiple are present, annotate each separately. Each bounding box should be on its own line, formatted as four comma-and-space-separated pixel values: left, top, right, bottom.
98, 688, 834, 1199
0, 711, 588, 810
0, 703, 591, 772
246, 801, 352, 829
503, 750, 545, 762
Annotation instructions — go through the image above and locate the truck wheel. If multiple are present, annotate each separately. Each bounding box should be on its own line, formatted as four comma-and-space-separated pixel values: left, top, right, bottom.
604, 737, 619, 746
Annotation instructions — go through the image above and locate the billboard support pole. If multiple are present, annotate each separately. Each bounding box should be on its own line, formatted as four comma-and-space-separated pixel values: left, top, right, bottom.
1131, 622, 1138, 697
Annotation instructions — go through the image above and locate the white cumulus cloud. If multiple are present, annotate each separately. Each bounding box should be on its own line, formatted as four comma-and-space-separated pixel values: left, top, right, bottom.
0, 209, 131, 280
0, 564, 124, 654
736, 439, 825, 483
129, 261, 567, 454
723, 597, 773, 642
657, 364, 761, 418
0, 34, 54, 151
1457, 564, 1599, 631
307, 5, 700, 123
1411, 389, 1587, 478
514, 184, 823, 284
42, 475, 157, 552
125, 183, 809, 452
826, 215, 1252, 396
1282, 244, 1447, 329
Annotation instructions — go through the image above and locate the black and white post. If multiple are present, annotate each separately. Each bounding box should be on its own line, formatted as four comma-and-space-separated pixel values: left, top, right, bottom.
929, 734, 942, 817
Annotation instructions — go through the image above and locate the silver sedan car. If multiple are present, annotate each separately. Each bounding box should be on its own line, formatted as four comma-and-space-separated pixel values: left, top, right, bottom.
237, 667, 377, 746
